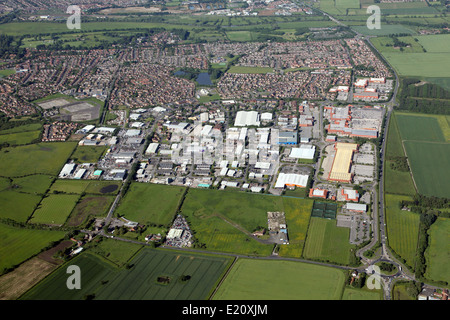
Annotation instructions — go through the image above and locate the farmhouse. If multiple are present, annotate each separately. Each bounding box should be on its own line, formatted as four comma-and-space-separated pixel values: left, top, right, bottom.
328, 142, 358, 183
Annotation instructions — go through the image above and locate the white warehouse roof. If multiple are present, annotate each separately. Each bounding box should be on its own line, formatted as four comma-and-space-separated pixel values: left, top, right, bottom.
290, 145, 316, 159
275, 173, 309, 189
234, 111, 260, 127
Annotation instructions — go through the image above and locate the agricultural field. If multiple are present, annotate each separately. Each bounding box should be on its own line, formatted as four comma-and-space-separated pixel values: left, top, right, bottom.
0, 142, 77, 177
303, 217, 355, 265
115, 182, 185, 226
352, 25, 416, 36
213, 258, 346, 300
384, 113, 417, 196
384, 194, 420, 269
0, 130, 41, 146
387, 112, 450, 198
375, 34, 450, 80
65, 195, 114, 227
342, 285, 383, 300
0, 256, 58, 300
403, 141, 450, 198
396, 114, 446, 142
50, 179, 120, 195
11, 174, 54, 194
70, 145, 108, 164
424, 217, 450, 284
88, 238, 144, 268
0, 222, 66, 274
277, 197, 314, 258
29, 194, 80, 225
0, 190, 42, 222
22, 249, 232, 300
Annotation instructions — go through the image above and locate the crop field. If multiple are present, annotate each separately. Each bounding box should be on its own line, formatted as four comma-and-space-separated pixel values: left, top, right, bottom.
20, 253, 116, 300
403, 141, 450, 198
0, 222, 66, 274
0, 256, 58, 300
277, 197, 313, 258
88, 238, 143, 268
29, 194, 79, 225
22, 249, 232, 300
396, 114, 445, 142
116, 182, 185, 226
352, 25, 416, 36
65, 195, 114, 227
370, 36, 425, 54
213, 258, 346, 300
378, 35, 450, 78
384, 194, 419, 269
0, 142, 77, 177
303, 217, 354, 265
424, 217, 450, 284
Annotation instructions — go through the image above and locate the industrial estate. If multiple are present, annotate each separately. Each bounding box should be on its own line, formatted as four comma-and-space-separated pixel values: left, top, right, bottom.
0, 0, 449, 304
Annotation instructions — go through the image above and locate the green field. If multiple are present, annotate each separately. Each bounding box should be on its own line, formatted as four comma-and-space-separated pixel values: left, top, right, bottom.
30, 194, 79, 225
375, 34, 450, 79
403, 141, 450, 198
213, 258, 346, 300
385, 194, 420, 269
342, 285, 383, 300
11, 174, 54, 194
277, 197, 313, 258
424, 217, 450, 284
88, 238, 143, 268
0, 222, 66, 274
22, 249, 232, 300
116, 182, 185, 226
226, 31, 252, 42
65, 195, 114, 227
303, 217, 354, 265
0, 130, 41, 146
0, 190, 42, 222
70, 145, 108, 164
396, 114, 445, 142
0, 142, 77, 177
352, 25, 416, 36
50, 179, 120, 195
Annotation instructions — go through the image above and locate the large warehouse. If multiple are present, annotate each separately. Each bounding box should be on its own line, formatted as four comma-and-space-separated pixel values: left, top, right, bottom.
275, 173, 309, 189
328, 142, 358, 183
234, 111, 260, 127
